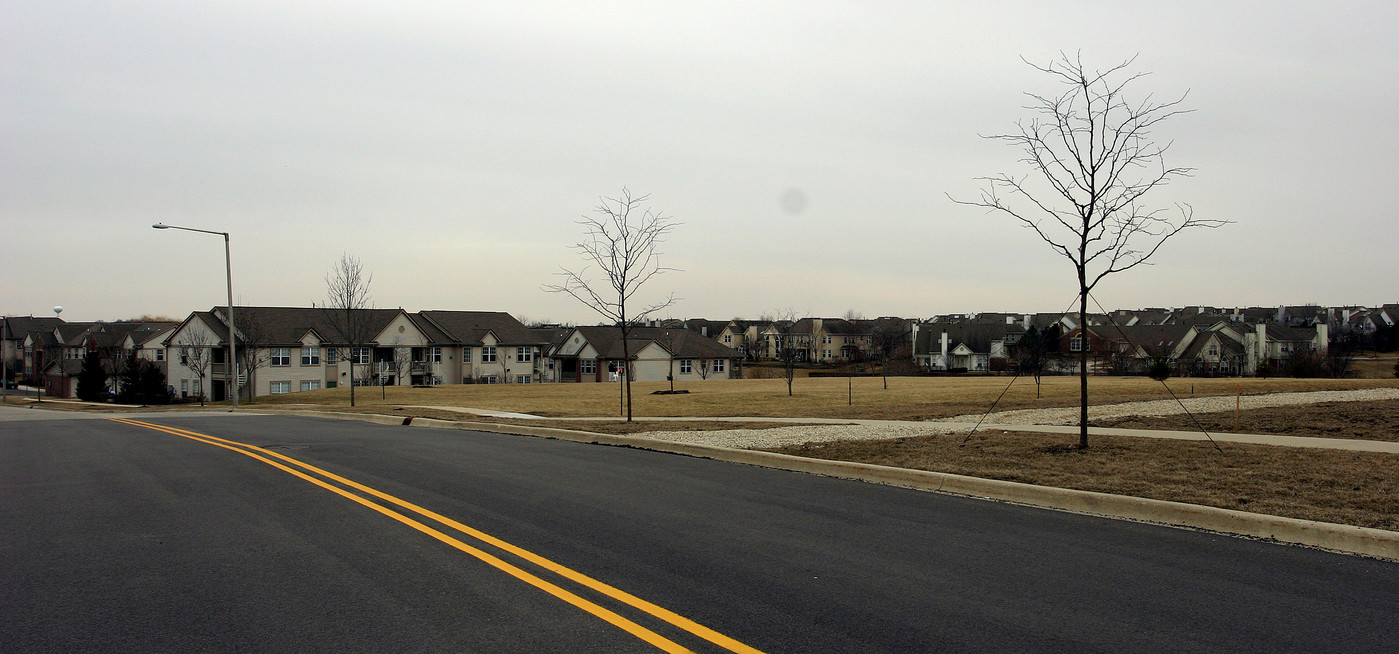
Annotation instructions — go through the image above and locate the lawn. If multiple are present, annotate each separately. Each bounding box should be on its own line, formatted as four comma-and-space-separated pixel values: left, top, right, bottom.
247, 375, 1399, 421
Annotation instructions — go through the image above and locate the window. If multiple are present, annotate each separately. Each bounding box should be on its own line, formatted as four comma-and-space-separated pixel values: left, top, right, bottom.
300, 380, 320, 392
723, 334, 732, 344
823, 335, 832, 344
155, 349, 164, 361
430, 346, 442, 363
326, 348, 339, 365
463, 348, 472, 362
713, 359, 725, 373
515, 374, 532, 384
352, 347, 371, 364
482, 375, 498, 384
180, 379, 188, 395
823, 349, 832, 359
516, 346, 532, 362
481, 346, 497, 362
580, 359, 596, 374
270, 381, 291, 394
680, 359, 692, 374
301, 347, 320, 366
1208, 345, 1219, 357
270, 348, 291, 366
1070, 336, 1083, 352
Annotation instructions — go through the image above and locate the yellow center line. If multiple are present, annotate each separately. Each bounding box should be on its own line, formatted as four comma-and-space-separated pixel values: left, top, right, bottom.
110, 418, 765, 654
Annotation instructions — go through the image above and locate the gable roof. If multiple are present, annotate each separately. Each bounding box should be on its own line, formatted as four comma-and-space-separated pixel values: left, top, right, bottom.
913, 322, 1024, 356
2, 316, 66, 341
1100, 323, 1196, 357
417, 311, 544, 346
172, 306, 409, 346
566, 326, 740, 360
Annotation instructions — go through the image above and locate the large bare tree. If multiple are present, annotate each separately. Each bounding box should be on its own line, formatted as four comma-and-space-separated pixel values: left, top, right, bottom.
545, 188, 678, 422
318, 254, 375, 407
958, 53, 1227, 448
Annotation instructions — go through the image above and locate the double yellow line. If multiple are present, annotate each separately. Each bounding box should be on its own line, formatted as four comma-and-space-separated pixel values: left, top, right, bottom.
110, 418, 765, 654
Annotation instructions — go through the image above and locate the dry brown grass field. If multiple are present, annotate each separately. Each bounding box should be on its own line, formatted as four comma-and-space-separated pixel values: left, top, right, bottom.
248, 375, 1399, 420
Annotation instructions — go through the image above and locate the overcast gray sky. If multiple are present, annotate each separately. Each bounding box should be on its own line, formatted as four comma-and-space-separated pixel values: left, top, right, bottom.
4, 1, 1396, 323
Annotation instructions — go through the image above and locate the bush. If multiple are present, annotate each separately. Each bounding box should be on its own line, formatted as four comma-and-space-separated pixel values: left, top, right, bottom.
116, 354, 169, 404
76, 352, 108, 402
1286, 350, 1325, 378
1146, 357, 1172, 382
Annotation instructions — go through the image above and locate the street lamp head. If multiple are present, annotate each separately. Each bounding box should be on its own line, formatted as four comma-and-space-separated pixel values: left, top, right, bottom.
152, 223, 169, 229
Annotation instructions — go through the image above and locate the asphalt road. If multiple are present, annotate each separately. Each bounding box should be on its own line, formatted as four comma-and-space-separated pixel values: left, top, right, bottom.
3, 410, 1397, 652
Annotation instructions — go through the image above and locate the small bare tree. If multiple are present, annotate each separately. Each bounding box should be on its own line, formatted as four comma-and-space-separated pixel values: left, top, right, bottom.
177, 329, 214, 406
318, 254, 375, 407
660, 327, 678, 392
770, 312, 806, 397
956, 53, 1228, 448
392, 340, 414, 390
231, 308, 271, 404
545, 188, 679, 421
870, 319, 910, 390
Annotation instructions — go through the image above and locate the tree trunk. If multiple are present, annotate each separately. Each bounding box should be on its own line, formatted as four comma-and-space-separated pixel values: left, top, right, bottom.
1079, 283, 1089, 449
620, 325, 633, 422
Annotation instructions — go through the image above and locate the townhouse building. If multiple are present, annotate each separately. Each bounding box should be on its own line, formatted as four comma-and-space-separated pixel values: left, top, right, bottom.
551, 325, 741, 383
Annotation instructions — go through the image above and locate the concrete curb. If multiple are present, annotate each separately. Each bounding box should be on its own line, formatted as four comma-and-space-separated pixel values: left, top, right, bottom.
279, 410, 1399, 561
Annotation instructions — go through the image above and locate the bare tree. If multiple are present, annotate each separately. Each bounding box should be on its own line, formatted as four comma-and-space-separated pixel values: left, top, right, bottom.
231, 308, 270, 404
1013, 324, 1057, 398
660, 327, 678, 392
392, 339, 414, 390
177, 329, 214, 406
870, 319, 910, 390
956, 53, 1228, 448
318, 254, 375, 407
770, 313, 806, 396
544, 188, 679, 422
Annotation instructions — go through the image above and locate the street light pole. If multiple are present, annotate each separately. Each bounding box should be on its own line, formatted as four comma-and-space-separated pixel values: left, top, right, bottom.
153, 223, 239, 407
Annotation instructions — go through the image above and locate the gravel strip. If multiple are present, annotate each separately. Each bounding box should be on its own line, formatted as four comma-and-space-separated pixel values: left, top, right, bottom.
629, 423, 963, 449
630, 388, 1399, 449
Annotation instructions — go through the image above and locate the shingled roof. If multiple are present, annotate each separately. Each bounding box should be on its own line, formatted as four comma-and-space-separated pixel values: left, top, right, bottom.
2, 315, 65, 341
568, 326, 740, 360
417, 311, 545, 346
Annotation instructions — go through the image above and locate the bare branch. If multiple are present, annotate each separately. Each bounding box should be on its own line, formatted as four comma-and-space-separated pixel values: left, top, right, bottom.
952, 53, 1231, 449
543, 187, 681, 421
